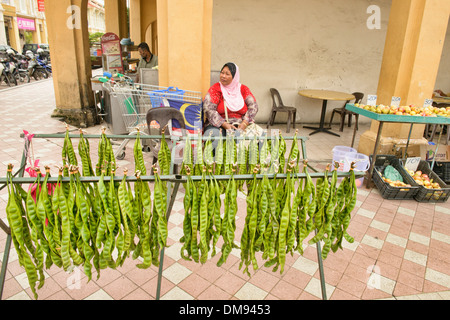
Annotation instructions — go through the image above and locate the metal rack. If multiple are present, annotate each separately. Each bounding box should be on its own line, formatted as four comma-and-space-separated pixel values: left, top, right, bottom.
0, 132, 364, 300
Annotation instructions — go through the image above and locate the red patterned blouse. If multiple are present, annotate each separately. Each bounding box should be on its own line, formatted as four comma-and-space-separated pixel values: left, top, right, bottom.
203, 82, 259, 128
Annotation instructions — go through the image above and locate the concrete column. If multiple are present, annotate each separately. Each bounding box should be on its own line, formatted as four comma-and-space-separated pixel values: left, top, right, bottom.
45, 0, 96, 127
358, 0, 450, 154
11, 17, 20, 52
129, 0, 141, 60
104, 0, 128, 39
0, 5, 7, 45
157, 0, 213, 94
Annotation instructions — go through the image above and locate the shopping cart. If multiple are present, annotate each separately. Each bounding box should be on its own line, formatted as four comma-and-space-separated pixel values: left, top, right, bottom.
106, 81, 203, 160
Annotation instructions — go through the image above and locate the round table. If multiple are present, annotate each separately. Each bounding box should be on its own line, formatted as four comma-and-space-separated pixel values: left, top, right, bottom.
299, 89, 355, 137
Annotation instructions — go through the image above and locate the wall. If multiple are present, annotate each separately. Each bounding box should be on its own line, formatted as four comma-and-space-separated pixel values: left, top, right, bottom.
211, 0, 394, 124
435, 20, 450, 92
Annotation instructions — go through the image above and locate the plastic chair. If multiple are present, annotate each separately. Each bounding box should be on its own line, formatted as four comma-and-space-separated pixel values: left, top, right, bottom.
266, 88, 297, 133
329, 92, 364, 132
146, 107, 186, 172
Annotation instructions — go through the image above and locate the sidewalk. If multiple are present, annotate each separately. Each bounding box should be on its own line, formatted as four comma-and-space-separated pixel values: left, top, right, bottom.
0, 79, 449, 300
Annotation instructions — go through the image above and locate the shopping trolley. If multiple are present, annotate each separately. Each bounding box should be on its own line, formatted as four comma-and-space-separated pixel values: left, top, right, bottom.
106, 81, 203, 160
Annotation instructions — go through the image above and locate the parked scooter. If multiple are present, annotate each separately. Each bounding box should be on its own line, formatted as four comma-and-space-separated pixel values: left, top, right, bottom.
36, 48, 52, 75
16, 54, 29, 70
0, 57, 18, 86
25, 50, 49, 80
35, 57, 52, 76
6, 49, 30, 84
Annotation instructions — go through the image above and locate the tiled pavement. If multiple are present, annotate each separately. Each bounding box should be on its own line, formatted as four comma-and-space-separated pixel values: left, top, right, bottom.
0, 79, 450, 301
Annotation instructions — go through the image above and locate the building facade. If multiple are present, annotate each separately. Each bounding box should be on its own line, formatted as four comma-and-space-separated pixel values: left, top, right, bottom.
0, 0, 48, 52
87, 0, 105, 34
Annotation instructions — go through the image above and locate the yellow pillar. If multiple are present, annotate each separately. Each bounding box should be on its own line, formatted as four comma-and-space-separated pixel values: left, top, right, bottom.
11, 16, 20, 53
45, 0, 96, 127
104, 0, 128, 39
129, 0, 141, 59
157, 0, 213, 94
358, 0, 450, 154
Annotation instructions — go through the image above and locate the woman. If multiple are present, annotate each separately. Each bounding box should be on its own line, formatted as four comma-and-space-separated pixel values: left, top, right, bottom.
203, 63, 258, 140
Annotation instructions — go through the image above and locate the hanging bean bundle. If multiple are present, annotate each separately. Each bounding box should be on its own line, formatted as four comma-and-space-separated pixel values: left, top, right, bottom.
5, 128, 172, 298
175, 131, 359, 276
217, 164, 238, 267
6, 164, 41, 299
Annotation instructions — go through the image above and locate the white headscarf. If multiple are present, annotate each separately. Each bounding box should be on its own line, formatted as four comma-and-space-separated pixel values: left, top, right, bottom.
220, 63, 245, 112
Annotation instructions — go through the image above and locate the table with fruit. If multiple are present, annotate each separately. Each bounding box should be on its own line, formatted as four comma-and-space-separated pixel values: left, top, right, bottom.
346, 103, 450, 123
345, 103, 450, 188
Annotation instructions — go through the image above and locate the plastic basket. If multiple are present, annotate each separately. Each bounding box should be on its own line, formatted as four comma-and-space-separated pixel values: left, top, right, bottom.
407, 161, 450, 202
147, 87, 185, 108
428, 161, 450, 185
371, 155, 419, 200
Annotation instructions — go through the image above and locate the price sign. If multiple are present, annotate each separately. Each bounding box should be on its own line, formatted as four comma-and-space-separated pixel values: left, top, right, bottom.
423, 99, 433, 108
391, 96, 401, 107
404, 157, 421, 172
367, 95, 377, 106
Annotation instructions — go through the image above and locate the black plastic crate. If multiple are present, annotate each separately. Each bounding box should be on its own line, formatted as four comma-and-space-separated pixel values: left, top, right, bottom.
371, 155, 419, 200
427, 161, 450, 185
407, 161, 450, 203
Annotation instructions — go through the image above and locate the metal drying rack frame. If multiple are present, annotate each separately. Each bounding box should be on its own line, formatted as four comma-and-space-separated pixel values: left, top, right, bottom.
0, 132, 364, 301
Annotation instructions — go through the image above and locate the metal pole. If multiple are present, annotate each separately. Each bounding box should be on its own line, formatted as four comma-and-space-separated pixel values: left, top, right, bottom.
0, 234, 12, 300
315, 241, 327, 300
0, 137, 29, 300
403, 124, 414, 159
156, 137, 180, 300
366, 121, 384, 189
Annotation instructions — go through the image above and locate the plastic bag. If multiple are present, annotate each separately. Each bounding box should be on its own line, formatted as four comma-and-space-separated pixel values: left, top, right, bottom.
383, 165, 403, 182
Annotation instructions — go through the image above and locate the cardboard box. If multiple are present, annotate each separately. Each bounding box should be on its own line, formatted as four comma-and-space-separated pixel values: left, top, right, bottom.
424, 144, 450, 162
357, 130, 430, 159
369, 121, 426, 140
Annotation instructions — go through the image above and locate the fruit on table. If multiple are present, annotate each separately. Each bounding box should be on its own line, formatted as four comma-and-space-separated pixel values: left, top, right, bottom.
430, 106, 450, 117
355, 103, 440, 117
406, 169, 441, 189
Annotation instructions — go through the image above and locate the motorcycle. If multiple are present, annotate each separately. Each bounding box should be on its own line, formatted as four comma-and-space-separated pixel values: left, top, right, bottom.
16, 54, 29, 70
36, 56, 52, 76
0, 58, 18, 86
11, 58, 30, 84
26, 52, 49, 80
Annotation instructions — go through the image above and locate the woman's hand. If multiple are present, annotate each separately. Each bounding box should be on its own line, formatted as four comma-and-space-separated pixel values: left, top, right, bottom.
238, 120, 249, 131
222, 122, 237, 131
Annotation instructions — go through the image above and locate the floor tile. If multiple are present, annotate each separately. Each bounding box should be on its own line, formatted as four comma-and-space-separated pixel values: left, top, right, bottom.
84, 289, 114, 300
234, 282, 268, 300
385, 233, 408, 248
162, 262, 192, 285
425, 268, 450, 288
409, 232, 430, 246
161, 286, 194, 300
291, 256, 318, 276
403, 249, 428, 266
303, 277, 335, 299
270, 279, 303, 300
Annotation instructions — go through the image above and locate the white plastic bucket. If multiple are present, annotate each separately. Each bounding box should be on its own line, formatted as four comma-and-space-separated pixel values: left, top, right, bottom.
332, 146, 357, 172
344, 152, 370, 188
344, 152, 370, 172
